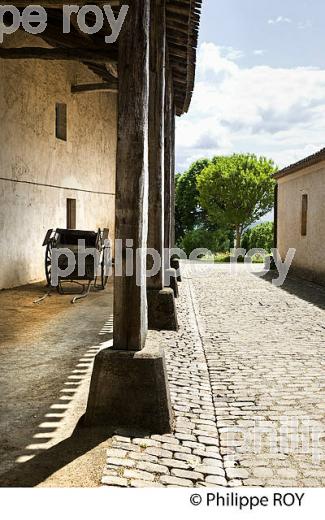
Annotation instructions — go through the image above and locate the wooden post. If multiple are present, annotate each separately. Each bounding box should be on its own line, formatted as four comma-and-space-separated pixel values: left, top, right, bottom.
147, 0, 166, 292
146, 0, 178, 330
170, 105, 176, 249
164, 65, 176, 252
164, 64, 179, 297
113, 0, 149, 351
85, 0, 173, 432
164, 68, 173, 254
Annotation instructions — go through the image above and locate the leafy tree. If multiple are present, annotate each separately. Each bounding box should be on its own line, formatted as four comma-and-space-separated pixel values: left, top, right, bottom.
242, 222, 274, 252
241, 228, 251, 252
197, 154, 276, 248
179, 228, 232, 257
175, 159, 210, 241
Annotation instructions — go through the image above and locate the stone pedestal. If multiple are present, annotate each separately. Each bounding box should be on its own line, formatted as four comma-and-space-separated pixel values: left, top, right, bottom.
147, 288, 178, 331
85, 338, 173, 434
171, 258, 182, 282
166, 268, 179, 298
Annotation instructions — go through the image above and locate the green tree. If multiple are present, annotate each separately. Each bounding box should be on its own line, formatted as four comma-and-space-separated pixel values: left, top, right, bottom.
175, 159, 210, 241
242, 222, 274, 252
197, 154, 276, 248
179, 228, 232, 257
241, 228, 252, 252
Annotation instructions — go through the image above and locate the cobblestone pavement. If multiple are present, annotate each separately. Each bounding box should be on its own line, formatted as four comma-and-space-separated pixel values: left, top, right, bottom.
102, 263, 325, 487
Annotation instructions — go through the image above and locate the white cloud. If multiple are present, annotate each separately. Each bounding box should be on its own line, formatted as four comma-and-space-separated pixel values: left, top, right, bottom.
298, 20, 312, 30
253, 49, 266, 56
176, 42, 325, 172
268, 16, 312, 30
268, 16, 292, 25
220, 46, 245, 61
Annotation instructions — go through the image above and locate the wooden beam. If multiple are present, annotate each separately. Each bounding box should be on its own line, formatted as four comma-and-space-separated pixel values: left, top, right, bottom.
106, 62, 118, 79
37, 12, 119, 81
10, 1, 119, 6
70, 12, 94, 44
114, 0, 149, 351
8, 0, 203, 116
0, 47, 117, 64
71, 82, 118, 93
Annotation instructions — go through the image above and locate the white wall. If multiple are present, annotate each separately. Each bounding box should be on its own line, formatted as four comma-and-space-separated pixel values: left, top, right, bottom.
0, 31, 117, 289
277, 162, 325, 285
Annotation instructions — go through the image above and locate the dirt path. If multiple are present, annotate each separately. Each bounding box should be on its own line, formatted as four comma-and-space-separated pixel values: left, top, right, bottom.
0, 281, 114, 487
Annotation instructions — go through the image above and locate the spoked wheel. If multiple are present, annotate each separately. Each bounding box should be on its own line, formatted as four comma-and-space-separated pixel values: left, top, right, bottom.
45, 240, 53, 286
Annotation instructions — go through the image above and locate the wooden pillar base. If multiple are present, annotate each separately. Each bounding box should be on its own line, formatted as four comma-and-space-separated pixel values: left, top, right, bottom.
85, 340, 173, 434
166, 268, 179, 298
147, 288, 178, 331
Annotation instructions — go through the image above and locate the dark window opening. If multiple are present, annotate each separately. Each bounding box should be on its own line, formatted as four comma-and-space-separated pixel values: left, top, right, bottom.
67, 198, 76, 229
56, 103, 67, 141
301, 194, 308, 237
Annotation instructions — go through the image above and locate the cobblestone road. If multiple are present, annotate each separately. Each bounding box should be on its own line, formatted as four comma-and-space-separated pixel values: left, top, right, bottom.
103, 264, 325, 487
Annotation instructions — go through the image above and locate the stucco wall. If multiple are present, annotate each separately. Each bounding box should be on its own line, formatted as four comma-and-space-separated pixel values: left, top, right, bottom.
0, 32, 117, 289
277, 162, 325, 285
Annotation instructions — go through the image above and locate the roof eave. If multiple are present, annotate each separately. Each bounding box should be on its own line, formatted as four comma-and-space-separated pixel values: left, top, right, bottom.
168, 0, 202, 116
275, 147, 325, 180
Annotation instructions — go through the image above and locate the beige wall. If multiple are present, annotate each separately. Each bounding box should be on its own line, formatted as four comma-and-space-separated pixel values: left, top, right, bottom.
277, 162, 325, 285
0, 32, 117, 289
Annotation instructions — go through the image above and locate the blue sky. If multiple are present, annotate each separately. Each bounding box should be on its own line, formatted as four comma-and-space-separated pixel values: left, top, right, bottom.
176, 0, 325, 173
200, 0, 325, 69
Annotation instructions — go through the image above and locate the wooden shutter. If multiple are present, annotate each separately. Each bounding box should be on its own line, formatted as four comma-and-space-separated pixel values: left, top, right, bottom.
67, 199, 76, 229
56, 103, 67, 141
301, 194, 308, 237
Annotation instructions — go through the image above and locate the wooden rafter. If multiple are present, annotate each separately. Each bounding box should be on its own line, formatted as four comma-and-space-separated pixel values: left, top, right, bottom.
10, 1, 119, 6
0, 47, 117, 64
1, 0, 203, 115
71, 81, 118, 94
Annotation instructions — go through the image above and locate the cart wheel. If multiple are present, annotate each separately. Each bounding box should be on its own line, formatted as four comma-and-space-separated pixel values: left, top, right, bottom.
45, 240, 53, 286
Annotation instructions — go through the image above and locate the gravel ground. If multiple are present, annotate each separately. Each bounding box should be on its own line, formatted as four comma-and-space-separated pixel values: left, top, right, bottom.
102, 263, 325, 487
